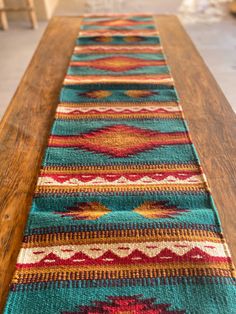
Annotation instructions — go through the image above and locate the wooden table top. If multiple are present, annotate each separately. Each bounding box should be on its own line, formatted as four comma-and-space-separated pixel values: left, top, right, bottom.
0, 16, 235, 311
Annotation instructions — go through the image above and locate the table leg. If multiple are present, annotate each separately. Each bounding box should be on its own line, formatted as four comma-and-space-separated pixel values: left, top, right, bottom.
26, 0, 38, 29
0, 0, 8, 30
230, 0, 236, 14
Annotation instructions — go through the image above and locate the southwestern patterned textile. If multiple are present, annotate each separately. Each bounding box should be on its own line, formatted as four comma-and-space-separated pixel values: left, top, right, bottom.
5, 15, 236, 313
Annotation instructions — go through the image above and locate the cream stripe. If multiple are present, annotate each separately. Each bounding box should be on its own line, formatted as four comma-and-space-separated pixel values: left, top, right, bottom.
17, 241, 227, 265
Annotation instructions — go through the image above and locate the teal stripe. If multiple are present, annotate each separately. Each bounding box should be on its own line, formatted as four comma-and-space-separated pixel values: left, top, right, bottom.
81, 25, 156, 30
43, 144, 198, 166
77, 36, 160, 46
60, 86, 178, 103
5, 282, 236, 314
25, 209, 218, 231
71, 53, 165, 61
28, 192, 217, 230
51, 119, 187, 136
32, 191, 211, 214
83, 17, 153, 23
67, 65, 169, 76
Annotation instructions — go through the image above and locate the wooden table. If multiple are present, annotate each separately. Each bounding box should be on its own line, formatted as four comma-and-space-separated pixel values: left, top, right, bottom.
0, 16, 235, 311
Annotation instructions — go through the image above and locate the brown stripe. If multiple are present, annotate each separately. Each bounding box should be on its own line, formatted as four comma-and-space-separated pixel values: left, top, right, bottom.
55, 112, 183, 120
13, 264, 234, 284
79, 30, 159, 36
41, 163, 201, 174
23, 229, 224, 248
58, 101, 179, 108
35, 183, 207, 194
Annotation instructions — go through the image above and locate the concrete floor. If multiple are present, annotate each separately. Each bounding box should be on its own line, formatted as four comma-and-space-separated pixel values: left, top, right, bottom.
0, 0, 236, 120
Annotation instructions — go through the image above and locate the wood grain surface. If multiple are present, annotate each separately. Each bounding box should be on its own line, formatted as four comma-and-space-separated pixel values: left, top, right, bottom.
0, 16, 235, 311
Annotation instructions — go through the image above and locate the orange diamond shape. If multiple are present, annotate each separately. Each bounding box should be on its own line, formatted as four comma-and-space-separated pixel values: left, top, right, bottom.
98, 19, 138, 27
70, 56, 166, 72
134, 201, 188, 219
50, 125, 189, 157
94, 56, 141, 72
79, 125, 162, 157
56, 202, 111, 221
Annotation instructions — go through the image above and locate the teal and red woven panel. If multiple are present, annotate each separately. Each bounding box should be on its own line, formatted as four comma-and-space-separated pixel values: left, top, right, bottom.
5, 15, 236, 313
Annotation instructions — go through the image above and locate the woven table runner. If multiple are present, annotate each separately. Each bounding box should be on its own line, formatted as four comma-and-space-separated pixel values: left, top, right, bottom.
5, 15, 235, 313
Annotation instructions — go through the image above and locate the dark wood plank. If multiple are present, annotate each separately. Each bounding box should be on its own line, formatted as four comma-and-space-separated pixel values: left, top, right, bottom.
0, 15, 235, 311
0, 16, 82, 310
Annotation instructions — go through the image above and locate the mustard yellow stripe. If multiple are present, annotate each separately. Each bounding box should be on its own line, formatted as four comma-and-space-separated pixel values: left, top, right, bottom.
40, 163, 201, 175
35, 183, 207, 194
12, 264, 234, 284
55, 112, 182, 120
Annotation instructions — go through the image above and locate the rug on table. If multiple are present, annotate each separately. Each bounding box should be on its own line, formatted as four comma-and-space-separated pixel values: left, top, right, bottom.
4, 14, 236, 314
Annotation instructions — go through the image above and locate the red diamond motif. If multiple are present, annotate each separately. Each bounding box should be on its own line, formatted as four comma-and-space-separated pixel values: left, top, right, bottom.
63, 295, 185, 314
70, 56, 166, 72
79, 125, 165, 157
50, 125, 189, 158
